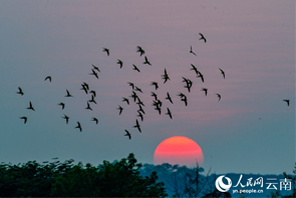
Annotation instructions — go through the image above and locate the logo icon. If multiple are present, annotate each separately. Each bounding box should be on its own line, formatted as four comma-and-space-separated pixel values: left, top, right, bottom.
215, 175, 232, 192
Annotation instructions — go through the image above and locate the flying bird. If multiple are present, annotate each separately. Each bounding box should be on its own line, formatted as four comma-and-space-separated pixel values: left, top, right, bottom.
190, 64, 199, 75
90, 90, 96, 98
124, 130, 131, 140
75, 122, 82, 132
117, 105, 123, 115
201, 88, 208, 96
128, 82, 135, 90
135, 86, 143, 93
122, 97, 130, 105
137, 111, 144, 122
62, 114, 69, 124
219, 68, 225, 79
133, 119, 142, 133
103, 48, 110, 56
162, 69, 170, 84
117, 59, 123, 69
283, 99, 290, 106
190, 46, 197, 56
216, 93, 221, 101
89, 69, 99, 79
197, 72, 204, 83
88, 95, 97, 104
20, 116, 27, 124
178, 93, 188, 106
16, 87, 24, 95
92, 117, 99, 124
44, 76, 52, 82
137, 46, 145, 56
132, 64, 140, 72
182, 77, 193, 92
165, 108, 172, 119
143, 56, 151, 66
151, 92, 158, 101
65, 89, 73, 97
27, 101, 35, 111
85, 102, 93, 111
199, 33, 207, 43
58, 102, 65, 110
92, 64, 100, 72
165, 92, 173, 104
151, 81, 159, 90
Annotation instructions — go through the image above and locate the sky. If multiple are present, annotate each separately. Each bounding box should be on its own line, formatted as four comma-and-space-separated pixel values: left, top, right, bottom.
0, 0, 295, 175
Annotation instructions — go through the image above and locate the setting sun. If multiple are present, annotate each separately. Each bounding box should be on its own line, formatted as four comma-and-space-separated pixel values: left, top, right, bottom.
154, 136, 204, 167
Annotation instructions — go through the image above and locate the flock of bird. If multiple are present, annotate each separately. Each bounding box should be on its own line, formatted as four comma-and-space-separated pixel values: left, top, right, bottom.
16, 32, 290, 140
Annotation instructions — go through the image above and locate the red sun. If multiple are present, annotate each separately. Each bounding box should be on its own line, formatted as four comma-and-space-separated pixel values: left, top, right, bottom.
154, 136, 204, 167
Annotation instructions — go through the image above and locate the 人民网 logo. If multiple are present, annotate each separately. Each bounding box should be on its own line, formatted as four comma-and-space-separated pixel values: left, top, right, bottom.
215, 175, 232, 192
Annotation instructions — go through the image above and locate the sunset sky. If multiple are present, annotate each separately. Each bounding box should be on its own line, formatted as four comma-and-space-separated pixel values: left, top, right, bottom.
0, 0, 295, 175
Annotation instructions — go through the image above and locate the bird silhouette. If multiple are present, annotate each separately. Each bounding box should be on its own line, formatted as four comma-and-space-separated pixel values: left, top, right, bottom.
216, 93, 221, 101
90, 90, 96, 98
117, 59, 123, 69
219, 68, 225, 79
62, 114, 69, 124
130, 91, 139, 102
82, 82, 89, 90
182, 77, 193, 92
197, 72, 204, 83
16, 87, 24, 95
283, 99, 290, 106
44, 76, 52, 82
143, 56, 151, 66
103, 48, 110, 56
201, 88, 208, 96
122, 97, 130, 105
165, 92, 173, 104
151, 81, 159, 90
135, 86, 143, 93
132, 64, 140, 72
199, 33, 207, 43
151, 92, 158, 101
124, 129, 131, 140
20, 116, 27, 124
92, 117, 99, 124
165, 108, 172, 119
85, 102, 93, 111
133, 119, 142, 133
136, 98, 145, 107
128, 82, 135, 90
178, 93, 188, 106
89, 69, 99, 79
65, 89, 73, 97
88, 95, 97, 104
117, 105, 123, 115
27, 101, 35, 111
138, 104, 145, 115
137, 46, 145, 56
92, 64, 101, 72
58, 102, 65, 110
190, 46, 197, 56
80, 84, 88, 94
162, 69, 170, 84
137, 111, 144, 122
75, 122, 82, 132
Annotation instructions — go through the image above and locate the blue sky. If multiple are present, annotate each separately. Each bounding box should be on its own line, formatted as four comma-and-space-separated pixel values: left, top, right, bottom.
0, 0, 295, 174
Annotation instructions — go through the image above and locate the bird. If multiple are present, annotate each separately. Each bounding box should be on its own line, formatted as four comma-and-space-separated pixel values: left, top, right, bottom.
85, 102, 93, 111
151, 81, 159, 90
151, 92, 158, 101
80, 84, 88, 94
190, 64, 199, 75
283, 99, 290, 106
136, 98, 145, 107
127, 82, 135, 90
162, 69, 170, 84
122, 97, 130, 105
65, 89, 73, 97
132, 64, 140, 72
124, 130, 131, 140
165, 92, 173, 104
219, 68, 225, 79
62, 114, 69, 124
143, 56, 151, 66
58, 102, 65, 110
137, 111, 144, 122
197, 72, 204, 83
138, 104, 145, 115
88, 95, 97, 104
103, 47, 110, 56
16, 87, 24, 95
189, 46, 197, 56
182, 77, 193, 92
75, 122, 82, 132
136, 46, 145, 56
199, 33, 207, 43
82, 82, 89, 91
44, 76, 52, 82
165, 108, 172, 119
201, 88, 208, 96
130, 91, 139, 102
135, 86, 143, 93
117, 59, 123, 69
90, 90, 96, 98
178, 93, 188, 106
27, 101, 35, 111
92, 117, 99, 124
216, 93, 221, 101
89, 69, 99, 79
117, 105, 123, 115
92, 64, 101, 72
133, 119, 142, 133
20, 116, 27, 124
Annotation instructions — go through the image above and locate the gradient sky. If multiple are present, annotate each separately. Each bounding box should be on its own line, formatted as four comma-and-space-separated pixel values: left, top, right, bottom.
0, 0, 295, 175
